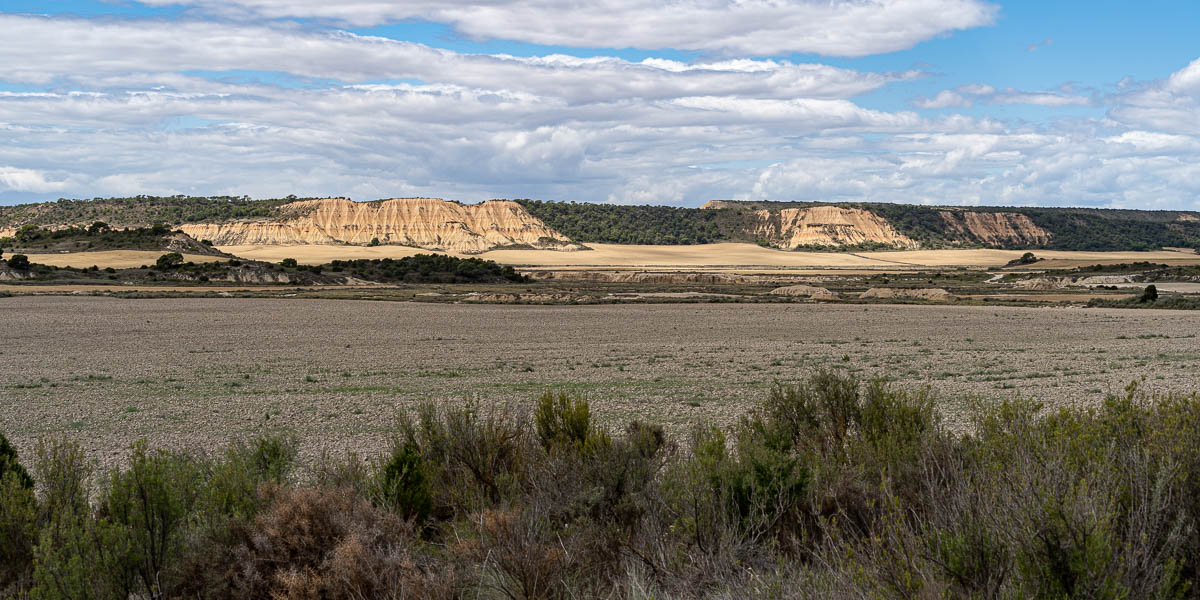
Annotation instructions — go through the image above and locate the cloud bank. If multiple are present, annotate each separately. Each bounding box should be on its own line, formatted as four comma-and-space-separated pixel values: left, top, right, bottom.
0, 5, 1199, 209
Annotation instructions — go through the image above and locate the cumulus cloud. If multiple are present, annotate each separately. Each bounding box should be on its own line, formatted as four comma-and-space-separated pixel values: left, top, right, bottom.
910, 90, 972, 109
1109, 58, 1200, 135
0, 167, 71, 193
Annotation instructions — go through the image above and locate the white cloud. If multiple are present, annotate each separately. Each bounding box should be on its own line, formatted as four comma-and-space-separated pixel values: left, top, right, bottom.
991, 89, 1092, 107
0, 15, 906, 103
1110, 58, 1200, 135
3, 14, 1200, 210
0, 167, 71, 193
125, 0, 999, 57
911, 84, 1092, 109
910, 90, 972, 109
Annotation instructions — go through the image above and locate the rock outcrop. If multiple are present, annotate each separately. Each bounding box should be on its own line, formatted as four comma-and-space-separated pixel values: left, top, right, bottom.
179, 197, 579, 254
528, 271, 753, 284
939, 211, 1051, 246
860, 287, 956, 301
703, 203, 917, 249
768, 285, 837, 300
1013, 277, 1065, 290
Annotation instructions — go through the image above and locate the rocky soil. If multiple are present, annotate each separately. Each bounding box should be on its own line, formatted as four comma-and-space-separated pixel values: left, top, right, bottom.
3, 297, 1198, 475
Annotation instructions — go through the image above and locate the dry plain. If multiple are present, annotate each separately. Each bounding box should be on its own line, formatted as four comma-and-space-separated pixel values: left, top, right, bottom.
2, 296, 1197, 474
220, 242, 1200, 270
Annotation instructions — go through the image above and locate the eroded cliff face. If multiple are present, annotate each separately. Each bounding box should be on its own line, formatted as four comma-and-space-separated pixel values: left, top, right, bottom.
939, 211, 1051, 246
742, 206, 917, 249
179, 198, 578, 253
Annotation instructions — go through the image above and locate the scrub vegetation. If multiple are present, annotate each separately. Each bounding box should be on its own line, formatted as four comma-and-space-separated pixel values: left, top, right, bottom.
3, 372, 1199, 599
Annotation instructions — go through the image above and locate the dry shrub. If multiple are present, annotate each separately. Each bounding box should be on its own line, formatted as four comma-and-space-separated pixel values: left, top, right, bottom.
228, 485, 456, 600
458, 508, 567, 600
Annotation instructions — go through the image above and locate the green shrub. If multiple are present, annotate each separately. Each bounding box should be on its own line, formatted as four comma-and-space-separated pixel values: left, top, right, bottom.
6, 253, 30, 270
0, 434, 38, 595
534, 391, 610, 454
0, 431, 33, 489
155, 252, 183, 269
379, 440, 433, 522
1141, 284, 1159, 303
200, 432, 298, 520
98, 440, 203, 598
399, 402, 531, 513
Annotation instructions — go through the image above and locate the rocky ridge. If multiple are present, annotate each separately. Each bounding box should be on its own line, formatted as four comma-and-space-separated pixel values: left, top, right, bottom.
939, 211, 1051, 246
179, 198, 581, 254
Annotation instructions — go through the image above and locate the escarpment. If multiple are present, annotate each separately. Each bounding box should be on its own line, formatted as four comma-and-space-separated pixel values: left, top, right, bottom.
738, 206, 918, 249
939, 211, 1051, 246
179, 198, 580, 253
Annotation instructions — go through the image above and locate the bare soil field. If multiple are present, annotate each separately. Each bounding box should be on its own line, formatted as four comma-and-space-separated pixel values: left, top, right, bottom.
2, 296, 1196, 474
220, 242, 1200, 271
20, 250, 226, 269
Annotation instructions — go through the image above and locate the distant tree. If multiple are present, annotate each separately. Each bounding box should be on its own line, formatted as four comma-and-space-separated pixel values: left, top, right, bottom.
15, 225, 39, 243
1139, 284, 1158, 303
6, 254, 30, 270
156, 252, 184, 269
280, 258, 298, 268
368, 237, 381, 247
87, 221, 110, 234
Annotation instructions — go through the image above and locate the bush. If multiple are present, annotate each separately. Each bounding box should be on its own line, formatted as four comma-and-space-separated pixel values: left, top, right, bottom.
398, 402, 531, 514
1141, 284, 1159, 303
0, 433, 37, 595
98, 440, 203, 598
221, 485, 456, 600
534, 391, 608, 453
0, 431, 33, 489
17, 373, 1200, 598
155, 252, 183, 269
280, 258, 298, 268
6, 253, 30, 270
379, 440, 433, 522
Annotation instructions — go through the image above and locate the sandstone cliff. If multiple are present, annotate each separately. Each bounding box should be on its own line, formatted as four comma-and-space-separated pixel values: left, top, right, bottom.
736, 206, 917, 249
938, 211, 1051, 246
179, 198, 579, 254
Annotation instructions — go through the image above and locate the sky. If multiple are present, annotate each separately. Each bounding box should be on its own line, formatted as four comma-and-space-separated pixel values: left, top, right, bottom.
2, 1, 1200, 209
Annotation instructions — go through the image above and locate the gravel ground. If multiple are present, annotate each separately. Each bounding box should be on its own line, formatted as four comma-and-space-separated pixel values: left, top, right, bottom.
3, 296, 1197, 474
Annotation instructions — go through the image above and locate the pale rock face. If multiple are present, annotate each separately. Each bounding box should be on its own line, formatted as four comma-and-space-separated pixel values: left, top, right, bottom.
939, 211, 1051, 246
179, 197, 578, 254
860, 288, 956, 301
768, 285, 837, 300
529, 271, 750, 284
746, 206, 917, 249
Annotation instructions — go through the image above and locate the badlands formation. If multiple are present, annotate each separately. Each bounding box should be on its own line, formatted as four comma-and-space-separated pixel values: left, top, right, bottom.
178, 197, 579, 253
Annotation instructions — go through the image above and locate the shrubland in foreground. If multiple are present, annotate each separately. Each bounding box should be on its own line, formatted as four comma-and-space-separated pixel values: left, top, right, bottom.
3, 371, 1200, 599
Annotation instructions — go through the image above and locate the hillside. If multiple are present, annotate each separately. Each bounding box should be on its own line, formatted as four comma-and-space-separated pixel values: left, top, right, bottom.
521, 199, 1200, 251
1, 196, 581, 254
0, 223, 227, 256
4, 195, 1200, 252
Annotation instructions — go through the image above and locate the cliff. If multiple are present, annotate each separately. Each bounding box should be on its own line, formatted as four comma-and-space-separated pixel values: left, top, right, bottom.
939, 211, 1051, 246
753, 206, 917, 249
178, 198, 580, 253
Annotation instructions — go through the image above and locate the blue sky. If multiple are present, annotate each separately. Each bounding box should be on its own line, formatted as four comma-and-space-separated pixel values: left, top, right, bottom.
2, 0, 1200, 209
